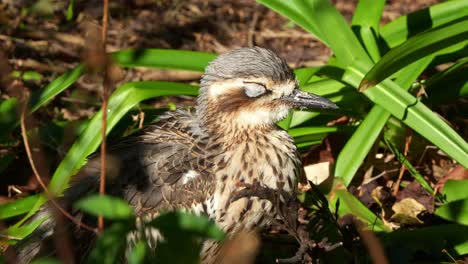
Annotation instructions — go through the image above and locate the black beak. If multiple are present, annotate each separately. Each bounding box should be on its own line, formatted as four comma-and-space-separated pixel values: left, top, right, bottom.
282, 89, 338, 110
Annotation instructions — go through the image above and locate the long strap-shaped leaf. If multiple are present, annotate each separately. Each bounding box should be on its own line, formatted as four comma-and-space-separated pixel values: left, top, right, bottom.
361, 17, 468, 89
335, 57, 433, 186
351, 0, 385, 62
111, 49, 216, 71
344, 66, 468, 168
258, 0, 372, 67
27, 49, 213, 115
380, 0, 468, 48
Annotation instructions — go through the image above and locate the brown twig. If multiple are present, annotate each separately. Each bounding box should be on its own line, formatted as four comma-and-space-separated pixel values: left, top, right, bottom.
393, 130, 413, 196
98, 0, 110, 234
352, 217, 388, 264
20, 102, 97, 235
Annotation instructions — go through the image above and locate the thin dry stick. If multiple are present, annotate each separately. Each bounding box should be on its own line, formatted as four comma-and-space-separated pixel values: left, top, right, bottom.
393, 130, 413, 196
98, 0, 110, 233
20, 105, 97, 234
353, 218, 389, 264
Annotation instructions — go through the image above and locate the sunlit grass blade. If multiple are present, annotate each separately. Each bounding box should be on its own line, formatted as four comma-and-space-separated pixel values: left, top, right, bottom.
355, 26, 382, 62
331, 188, 390, 232
29, 64, 86, 112
0, 194, 40, 219
352, 0, 385, 62
352, 0, 385, 30
344, 68, 468, 168
334, 56, 433, 186
335, 106, 389, 186
256, 0, 327, 44
435, 198, 468, 226
288, 126, 346, 138
295, 67, 322, 85
6, 216, 46, 241
0, 66, 85, 141
441, 180, 468, 203
380, 0, 468, 48
111, 49, 216, 71
361, 17, 468, 89
290, 0, 372, 67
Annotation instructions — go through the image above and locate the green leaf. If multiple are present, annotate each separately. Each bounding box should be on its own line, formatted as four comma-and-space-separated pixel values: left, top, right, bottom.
352, 0, 385, 30
331, 188, 389, 232
128, 241, 148, 264
355, 26, 381, 62
294, 67, 322, 85
149, 211, 224, 264
0, 195, 40, 219
29, 64, 86, 113
344, 67, 468, 169
6, 216, 46, 240
335, 56, 433, 186
334, 106, 389, 186
31, 258, 62, 264
384, 137, 434, 195
66, 0, 74, 21
148, 211, 225, 241
380, 0, 468, 48
256, 0, 328, 44
75, 195, 134, 220
288, 126, 345, 138
86, 222, 132, 264
361, 17, 468, 89
0, 98, 20, 140
111, 49, 216, 72
435, 198, 468, 226
290, 0, 372, 67
442, 180, 468, 203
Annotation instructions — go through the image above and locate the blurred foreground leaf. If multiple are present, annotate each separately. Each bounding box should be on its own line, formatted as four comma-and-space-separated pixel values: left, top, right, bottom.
75, 195, 134, 220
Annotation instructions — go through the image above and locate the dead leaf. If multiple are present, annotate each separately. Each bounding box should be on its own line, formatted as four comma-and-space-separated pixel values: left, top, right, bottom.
435, 165, 468, 193
391, 198, 426, 225
304, 161, 332, 185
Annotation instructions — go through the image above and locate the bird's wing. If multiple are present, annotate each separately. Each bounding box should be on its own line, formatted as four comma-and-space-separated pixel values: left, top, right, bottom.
68, 109, 214, 216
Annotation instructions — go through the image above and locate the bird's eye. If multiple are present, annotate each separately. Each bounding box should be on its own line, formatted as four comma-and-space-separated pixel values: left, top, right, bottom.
243, 82, 267, 98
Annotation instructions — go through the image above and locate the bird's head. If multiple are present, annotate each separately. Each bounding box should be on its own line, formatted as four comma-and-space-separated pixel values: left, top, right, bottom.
197, 47, 337, 131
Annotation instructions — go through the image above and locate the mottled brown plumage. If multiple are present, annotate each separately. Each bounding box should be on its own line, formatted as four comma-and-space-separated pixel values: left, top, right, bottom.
15, 47, 338, 263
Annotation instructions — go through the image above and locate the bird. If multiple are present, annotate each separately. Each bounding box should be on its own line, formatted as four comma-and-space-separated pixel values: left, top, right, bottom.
14, 47, 338, 263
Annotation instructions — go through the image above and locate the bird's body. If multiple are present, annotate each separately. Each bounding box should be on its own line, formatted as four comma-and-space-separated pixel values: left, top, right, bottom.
14, 47, 337, 263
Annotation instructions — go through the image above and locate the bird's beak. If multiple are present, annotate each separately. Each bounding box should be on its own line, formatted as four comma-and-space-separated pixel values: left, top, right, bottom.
282, 89, 338, 110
